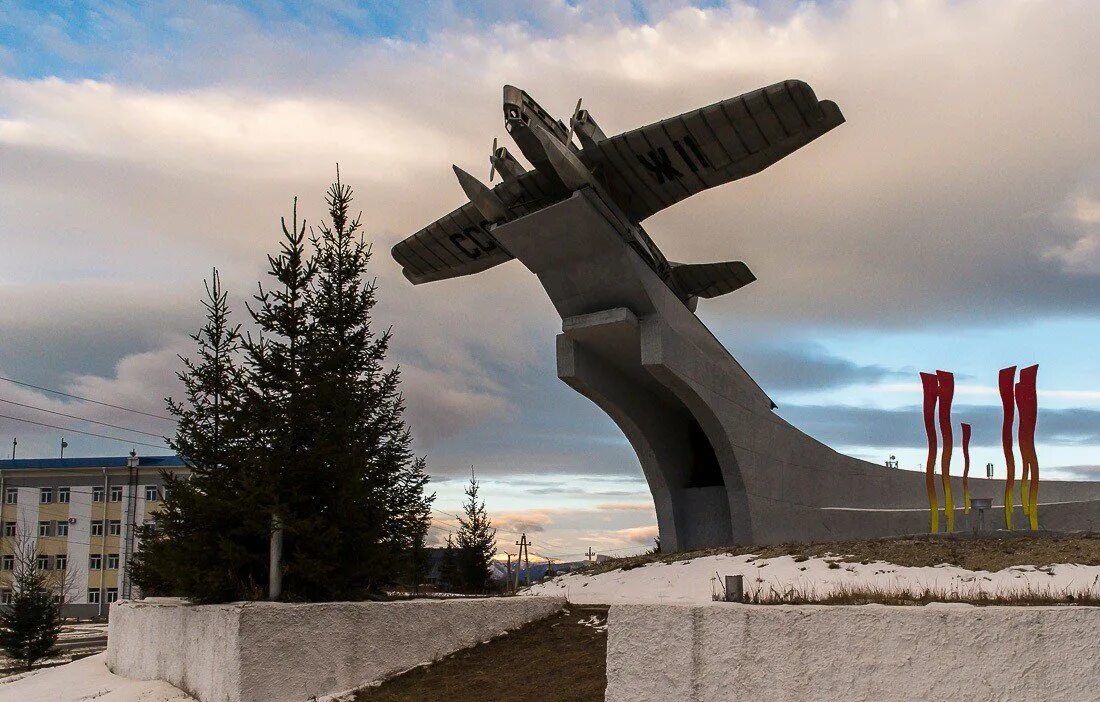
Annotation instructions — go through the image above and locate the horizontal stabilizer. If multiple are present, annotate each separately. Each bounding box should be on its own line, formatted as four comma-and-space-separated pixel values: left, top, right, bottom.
670, 261, 756, 299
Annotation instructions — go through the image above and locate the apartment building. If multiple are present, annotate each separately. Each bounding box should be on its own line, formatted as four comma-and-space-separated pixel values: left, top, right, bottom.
0, 454, 189, 618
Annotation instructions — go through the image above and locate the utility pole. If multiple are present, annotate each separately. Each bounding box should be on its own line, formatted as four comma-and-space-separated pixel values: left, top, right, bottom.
505, 553, 513, 595
10, 437, 15, 460
586, 546, 595, 562
515, 534, 532, 588
121, 451, 140, 600
60, 438, 68, 459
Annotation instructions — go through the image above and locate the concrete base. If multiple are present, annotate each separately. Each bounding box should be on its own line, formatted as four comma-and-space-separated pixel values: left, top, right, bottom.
606, 602, 1100, 702
107, 597, 565, 702
492, 189, 1100, 549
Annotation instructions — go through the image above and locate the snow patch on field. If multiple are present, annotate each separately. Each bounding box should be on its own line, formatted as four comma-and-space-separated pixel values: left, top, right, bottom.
523, 553, 1100, 604
0, 653, 195, 702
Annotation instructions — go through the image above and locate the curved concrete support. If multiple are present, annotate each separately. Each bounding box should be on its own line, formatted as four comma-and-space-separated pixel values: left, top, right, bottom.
493, 189, 1100, 548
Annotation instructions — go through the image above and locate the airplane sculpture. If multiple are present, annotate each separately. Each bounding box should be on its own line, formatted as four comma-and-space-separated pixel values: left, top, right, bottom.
392, 80, 844, 307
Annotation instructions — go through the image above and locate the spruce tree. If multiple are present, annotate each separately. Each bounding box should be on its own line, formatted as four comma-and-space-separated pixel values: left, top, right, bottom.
242, 198, 319, 600
456, 474, 497, 593
438, 534, 458, 592
134, 176, 434, 603
131, 269, 269, 602
283, 173, 433, 599
0, 544, 62, 670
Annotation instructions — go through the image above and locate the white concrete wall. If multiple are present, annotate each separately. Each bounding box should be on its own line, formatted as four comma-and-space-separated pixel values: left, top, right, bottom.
108, 596, 565, 702
606, 603, 1100, 702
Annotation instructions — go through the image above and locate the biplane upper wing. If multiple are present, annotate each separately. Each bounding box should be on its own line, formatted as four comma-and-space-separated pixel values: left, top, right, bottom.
584, 80, 844, 223
392, 168, 565, 284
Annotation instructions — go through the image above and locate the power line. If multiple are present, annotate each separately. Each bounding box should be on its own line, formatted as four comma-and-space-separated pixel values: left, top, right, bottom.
0, 398, 167, 439
0, 375, 176, 422
0, 413, 167, 451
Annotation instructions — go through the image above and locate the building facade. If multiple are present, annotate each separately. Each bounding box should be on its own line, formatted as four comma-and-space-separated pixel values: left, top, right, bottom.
0, 455, 189, 618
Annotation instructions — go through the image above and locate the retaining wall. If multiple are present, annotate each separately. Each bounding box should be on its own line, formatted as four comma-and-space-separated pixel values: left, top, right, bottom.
107, 596, 565, 702
606, 602, 1100, 702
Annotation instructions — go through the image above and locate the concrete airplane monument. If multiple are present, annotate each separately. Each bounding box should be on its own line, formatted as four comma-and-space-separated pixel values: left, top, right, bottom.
394, 82, 1100, 549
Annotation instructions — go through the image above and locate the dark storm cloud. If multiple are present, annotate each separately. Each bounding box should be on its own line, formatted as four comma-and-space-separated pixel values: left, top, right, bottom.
729, 342, 908, 391
780, 404, 1100, 450
1063, 466, 1100, 480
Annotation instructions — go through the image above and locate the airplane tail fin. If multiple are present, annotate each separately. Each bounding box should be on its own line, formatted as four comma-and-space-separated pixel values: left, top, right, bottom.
669, 261, 756, 299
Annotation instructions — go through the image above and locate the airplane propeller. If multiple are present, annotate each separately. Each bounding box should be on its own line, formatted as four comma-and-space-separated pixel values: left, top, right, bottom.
566, 98, 583, 147
489, 137, 499, 182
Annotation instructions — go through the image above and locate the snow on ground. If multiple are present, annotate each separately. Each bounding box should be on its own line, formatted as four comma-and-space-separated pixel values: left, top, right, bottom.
523, 553, 1100, 604
0, 653, 195, 702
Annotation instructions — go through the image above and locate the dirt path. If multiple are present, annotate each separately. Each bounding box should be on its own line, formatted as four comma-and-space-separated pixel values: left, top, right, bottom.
355, 605, 608, 702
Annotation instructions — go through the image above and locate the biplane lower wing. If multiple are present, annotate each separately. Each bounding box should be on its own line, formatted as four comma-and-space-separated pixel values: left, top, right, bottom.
392, 169, 566, 284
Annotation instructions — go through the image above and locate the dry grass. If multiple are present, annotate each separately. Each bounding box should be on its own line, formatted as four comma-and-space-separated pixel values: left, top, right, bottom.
582, 532, 1100, 576
740, 580, 1100, 606
354, 605, 608, 702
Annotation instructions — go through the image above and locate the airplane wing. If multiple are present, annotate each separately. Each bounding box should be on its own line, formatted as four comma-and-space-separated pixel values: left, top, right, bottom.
392, 169, 566, 284
583, 80, 844, 223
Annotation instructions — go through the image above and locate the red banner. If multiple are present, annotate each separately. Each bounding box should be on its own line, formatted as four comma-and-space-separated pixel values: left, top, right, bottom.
920, 372, 940, 533
1017, 364, 1039, 529
998, 366, 1017, 529
961, 422, 972, 513
936, 370, 956, 531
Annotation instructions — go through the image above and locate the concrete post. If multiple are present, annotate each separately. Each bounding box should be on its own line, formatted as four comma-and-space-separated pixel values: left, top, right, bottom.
724, 575, 744, 603
269, 515, 282, 600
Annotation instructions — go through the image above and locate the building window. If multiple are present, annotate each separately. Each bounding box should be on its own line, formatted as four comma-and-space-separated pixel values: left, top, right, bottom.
0, 589, 10, 605
91, 520, 104, 536
55, 553, 67, 570
57, 521, 69, 537
40, 487, 54, 504
36, 554, 50, 570
107, 553, 120, 570
58, 487, 71, 504
145, 485, 159, 501
2, 522, 14, 537
1, 555, 13, 570
110, 486, 123, 502
38, 521, 51, 537
88, 589, 101, 604
89, 554, 102, 570
108, 520, 122, 536
106, 588, 119, 603
4, 488, 15, 504
93, 486, 105, 502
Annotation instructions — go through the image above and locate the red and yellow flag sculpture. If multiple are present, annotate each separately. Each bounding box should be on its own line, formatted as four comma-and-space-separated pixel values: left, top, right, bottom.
998, 366, 1018, 530
1017, 365, 1040, 530
961, 422, 972, 514
936, 370, 956, 532
920, 372, 940, 533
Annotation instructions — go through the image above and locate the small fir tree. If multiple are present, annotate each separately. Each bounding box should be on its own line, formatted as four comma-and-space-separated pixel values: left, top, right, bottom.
438, 534, 459, 591
131, 269, 270, 602
456, 473, 497, 593
0, 541, 62, 670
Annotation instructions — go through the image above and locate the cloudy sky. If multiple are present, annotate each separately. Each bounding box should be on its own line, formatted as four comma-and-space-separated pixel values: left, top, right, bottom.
1, 0, 1098, 561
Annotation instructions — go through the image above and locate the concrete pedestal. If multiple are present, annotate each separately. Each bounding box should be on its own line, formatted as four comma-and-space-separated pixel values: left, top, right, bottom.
106, 597, 565, 702
492, 190, 1100, 549
606, 603, 1100, 702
